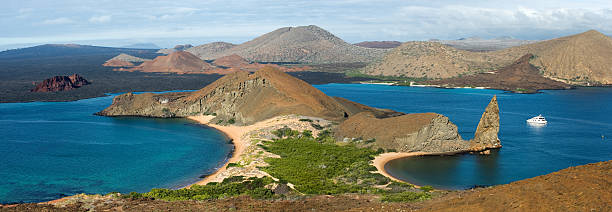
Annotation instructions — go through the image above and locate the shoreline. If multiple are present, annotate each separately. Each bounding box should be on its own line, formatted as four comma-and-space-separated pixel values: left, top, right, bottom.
185, 115, 249, 187
372, 152, 430, 184
372, 149, 497, 187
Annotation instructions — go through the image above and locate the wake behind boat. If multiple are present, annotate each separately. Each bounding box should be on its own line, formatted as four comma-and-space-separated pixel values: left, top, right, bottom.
527, 114, 547, 124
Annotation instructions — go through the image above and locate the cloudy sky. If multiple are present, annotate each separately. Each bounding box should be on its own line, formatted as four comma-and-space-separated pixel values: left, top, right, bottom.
2, 0, 611, 49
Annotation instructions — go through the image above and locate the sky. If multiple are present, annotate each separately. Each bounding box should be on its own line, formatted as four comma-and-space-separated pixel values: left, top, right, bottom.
2, 0, 612, 49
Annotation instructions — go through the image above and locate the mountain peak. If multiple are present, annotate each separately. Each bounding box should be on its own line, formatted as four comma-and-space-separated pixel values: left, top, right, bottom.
193, 25, 387, 63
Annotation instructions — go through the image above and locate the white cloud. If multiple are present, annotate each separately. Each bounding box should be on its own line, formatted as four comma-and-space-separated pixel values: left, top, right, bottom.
41, 17, 73, 25
89, 15, 112, 23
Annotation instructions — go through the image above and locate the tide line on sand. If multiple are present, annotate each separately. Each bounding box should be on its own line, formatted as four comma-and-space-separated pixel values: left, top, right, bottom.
185, 115, 249, 187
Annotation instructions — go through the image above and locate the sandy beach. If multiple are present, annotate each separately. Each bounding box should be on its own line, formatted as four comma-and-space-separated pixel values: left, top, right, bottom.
186, 115, 250, 186
185, 115, 331, 187
372, 152, 431, 184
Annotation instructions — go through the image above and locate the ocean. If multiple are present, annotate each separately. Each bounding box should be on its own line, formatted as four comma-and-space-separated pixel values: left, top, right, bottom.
315, 84, 612, 189
0, 93, 232, 203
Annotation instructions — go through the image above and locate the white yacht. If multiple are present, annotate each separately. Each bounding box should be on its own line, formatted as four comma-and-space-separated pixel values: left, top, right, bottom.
527, 115, 547, 124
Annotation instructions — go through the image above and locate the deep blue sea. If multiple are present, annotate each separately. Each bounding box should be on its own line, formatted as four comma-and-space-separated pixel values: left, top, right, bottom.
314, 84, 612, 190
0, 93, 232, 203
1, 85, 611, 203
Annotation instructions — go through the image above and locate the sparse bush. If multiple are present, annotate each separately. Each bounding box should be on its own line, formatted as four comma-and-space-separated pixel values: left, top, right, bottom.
380, 191, 431, 202
420, 185, 434, 192
311, 123, 324, 130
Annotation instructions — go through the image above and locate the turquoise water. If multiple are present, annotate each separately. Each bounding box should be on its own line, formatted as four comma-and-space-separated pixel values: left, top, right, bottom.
315, 84, 612, 190
2, 85, 611, 203
0, 93, 232, 203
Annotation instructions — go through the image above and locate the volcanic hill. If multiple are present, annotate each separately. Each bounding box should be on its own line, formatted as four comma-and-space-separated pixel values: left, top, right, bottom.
157, 44, 194, 54
187, 25, 388, 63
363, 41, 508, 79
364, 30, 612, 85
103, 53, 150, 67
98, 67, 500, 153
423, 54, 572, 93
97, 67, 368, 124
128, 51, 215, 74
185, 42, 237, 60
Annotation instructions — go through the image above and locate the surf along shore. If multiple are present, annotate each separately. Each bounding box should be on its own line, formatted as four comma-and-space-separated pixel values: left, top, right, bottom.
187, 115, 467, 189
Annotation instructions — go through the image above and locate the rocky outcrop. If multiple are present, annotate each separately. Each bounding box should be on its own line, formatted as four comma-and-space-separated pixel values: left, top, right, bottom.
470, 95, 501, 151
336, 96, 501, 153
97, 67, 382, 124
336, 112, 469, 152
31, 74, 90, 92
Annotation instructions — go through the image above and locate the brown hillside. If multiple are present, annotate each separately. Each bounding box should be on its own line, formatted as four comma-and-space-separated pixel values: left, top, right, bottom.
102, 59, 134, 67
424, 54, 572, 93
499, 30, 612, 85
363, 41, 511, 79
98, 67, 379, 124
192, 25, 388, 63
186, 42, 237, 60
212, 54, 312, 73
354, 41, 402, 49
129, 51, 215, 74
417, 160, 612, 211
366, 30, 612, 85
213, 54, 250, 67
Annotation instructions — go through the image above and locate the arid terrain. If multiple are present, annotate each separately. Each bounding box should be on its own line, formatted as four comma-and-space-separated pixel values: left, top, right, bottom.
422, 54, 572, 93
184, 25, 389, 63
354, 41, 402, 49
365, 30, 612, 86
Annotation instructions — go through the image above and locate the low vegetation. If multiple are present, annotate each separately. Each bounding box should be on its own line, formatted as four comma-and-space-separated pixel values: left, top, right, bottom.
122, 176, 276, 201
261, 128, 432, 201
120, 127, 432, 203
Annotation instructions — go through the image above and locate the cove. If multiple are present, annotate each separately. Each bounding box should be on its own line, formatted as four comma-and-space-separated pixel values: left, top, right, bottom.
0, 93, 232, 203
315, 84, 612, 189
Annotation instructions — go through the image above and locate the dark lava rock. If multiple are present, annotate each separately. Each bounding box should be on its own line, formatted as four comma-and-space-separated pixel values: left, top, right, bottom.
31, 74, 90, 92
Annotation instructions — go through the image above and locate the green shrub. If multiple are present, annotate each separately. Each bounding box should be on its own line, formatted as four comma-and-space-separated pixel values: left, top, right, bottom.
299, 118, 313, 122
272, 126, 300, 138
122, 176, 276, 201
228, 118, 236, 124
311, 123, 324, 130
380, 191, 431, 202
216, 119, 224, 124
227, 163, 241, 168
262, 135, 382, 194
420, 185, 434, 192
301, 130, 313, 138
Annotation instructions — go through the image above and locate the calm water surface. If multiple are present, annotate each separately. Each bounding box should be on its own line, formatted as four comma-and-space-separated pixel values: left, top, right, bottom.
0, 93, 232, 203
315, 84, 612, 189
